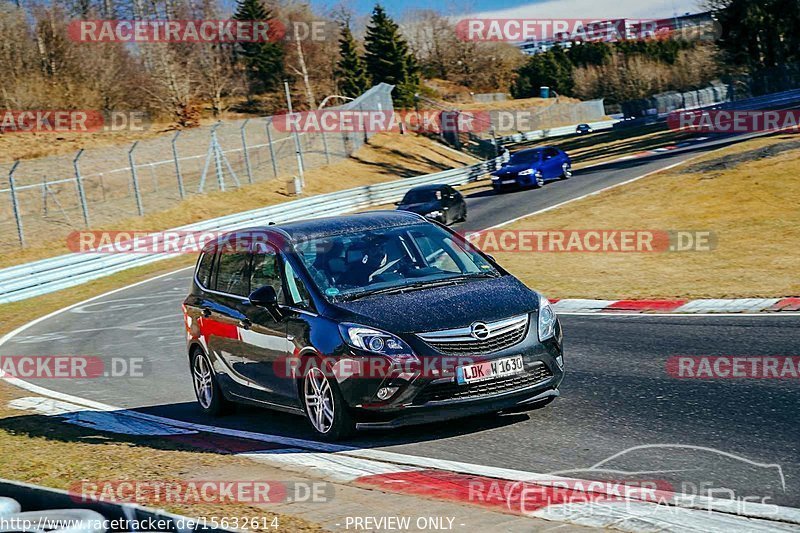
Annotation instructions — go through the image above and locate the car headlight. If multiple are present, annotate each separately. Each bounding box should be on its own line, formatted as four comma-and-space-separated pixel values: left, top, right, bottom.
339, 323, 418, 360
538, 297, 557, 341
426, 210, 442, 218
491, 175, 500, 181
518, 168, 533, 175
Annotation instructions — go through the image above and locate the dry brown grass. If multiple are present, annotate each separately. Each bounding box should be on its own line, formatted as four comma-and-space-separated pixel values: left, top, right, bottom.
1, 133, 477, 269
0, 383, 323, 531
450, 95, 582, 111
494, 133, 800, 299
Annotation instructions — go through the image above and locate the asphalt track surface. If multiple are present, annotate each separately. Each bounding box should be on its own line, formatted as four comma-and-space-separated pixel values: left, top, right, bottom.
1, 132, 798, 508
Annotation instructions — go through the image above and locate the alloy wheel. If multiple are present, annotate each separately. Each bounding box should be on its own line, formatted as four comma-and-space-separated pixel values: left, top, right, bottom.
192, 353, 213, 409
304, 368, 335, 434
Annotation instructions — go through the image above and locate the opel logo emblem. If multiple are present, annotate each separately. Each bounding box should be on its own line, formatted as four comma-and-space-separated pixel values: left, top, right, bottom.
470, 322, 490, 340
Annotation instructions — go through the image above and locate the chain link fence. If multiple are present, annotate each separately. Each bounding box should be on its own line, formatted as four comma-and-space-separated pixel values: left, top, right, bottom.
0, 83, 394, 252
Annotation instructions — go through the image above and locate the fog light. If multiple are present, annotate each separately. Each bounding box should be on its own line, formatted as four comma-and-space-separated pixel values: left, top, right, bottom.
376, 386, 399, 400
556, 355, 564, 368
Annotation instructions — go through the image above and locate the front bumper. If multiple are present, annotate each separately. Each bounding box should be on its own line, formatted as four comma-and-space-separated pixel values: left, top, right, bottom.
492, 175, 537, 189
337, 319, 564, 429
355, 386, 559, 429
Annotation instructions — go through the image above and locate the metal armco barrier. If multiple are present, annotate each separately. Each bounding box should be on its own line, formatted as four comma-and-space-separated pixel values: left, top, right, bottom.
0, 154, 507, 304
0, 478, 234, 532
497, 119, 619, 144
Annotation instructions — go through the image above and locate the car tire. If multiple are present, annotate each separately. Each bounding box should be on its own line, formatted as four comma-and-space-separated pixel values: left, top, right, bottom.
458, 206, 467, 222
302, 365, 355, 441
191, 348, 233, 416
560, 163, 572, 180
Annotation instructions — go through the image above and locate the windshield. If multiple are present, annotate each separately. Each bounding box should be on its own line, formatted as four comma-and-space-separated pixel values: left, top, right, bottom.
294, 223, 499, 300
401, 189, 440, 204
509, 150, 542, 164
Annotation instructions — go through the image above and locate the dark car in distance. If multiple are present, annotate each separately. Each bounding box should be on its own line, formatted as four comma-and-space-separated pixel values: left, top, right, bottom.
491, 146, 572, 192
183, 211, 564, 440
395, 184, 467, 225
575, 123, 593, 134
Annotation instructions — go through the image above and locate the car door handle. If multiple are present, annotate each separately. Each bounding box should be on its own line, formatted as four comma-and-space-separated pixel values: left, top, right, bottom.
238, 318, 252, 330
201, 307, 212, 318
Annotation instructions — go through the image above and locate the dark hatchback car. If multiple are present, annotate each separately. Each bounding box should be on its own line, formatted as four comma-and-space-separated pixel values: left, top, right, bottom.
491, 146, 572, 191
183, 211, 564, 440
395, 184, 467, 225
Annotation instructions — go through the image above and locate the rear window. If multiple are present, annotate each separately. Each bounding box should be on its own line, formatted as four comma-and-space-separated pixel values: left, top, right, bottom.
402, 189, 441, 204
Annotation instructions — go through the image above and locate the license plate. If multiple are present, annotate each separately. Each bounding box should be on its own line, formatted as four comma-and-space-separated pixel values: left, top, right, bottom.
501, 179, 516, 184
456, 355, 524, 385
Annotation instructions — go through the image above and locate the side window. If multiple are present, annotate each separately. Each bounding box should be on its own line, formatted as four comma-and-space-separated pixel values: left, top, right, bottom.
250, 245, 285, 304
284, 261, 314, 310
196, 251, 215, 288
215, 252, 251, 296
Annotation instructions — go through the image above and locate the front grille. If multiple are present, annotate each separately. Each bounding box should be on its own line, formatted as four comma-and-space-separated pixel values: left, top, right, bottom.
418, 315, 529, 355
413, 362, 553, 404
424, 326, 526, 354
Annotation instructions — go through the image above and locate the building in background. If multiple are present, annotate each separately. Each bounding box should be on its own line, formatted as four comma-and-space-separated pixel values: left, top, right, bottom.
517, 12, 717, 55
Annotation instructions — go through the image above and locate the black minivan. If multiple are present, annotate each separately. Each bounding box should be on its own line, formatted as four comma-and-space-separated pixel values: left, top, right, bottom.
183, 211, 563, 440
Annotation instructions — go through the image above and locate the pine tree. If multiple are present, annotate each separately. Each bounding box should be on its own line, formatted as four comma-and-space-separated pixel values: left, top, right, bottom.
233, 0, 285, 95
335, 24, 369, 98
364, 4, 419, 107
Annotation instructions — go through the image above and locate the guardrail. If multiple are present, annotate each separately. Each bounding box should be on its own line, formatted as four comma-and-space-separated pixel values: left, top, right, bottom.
497, 119, 619, 144
0, 155, 507, 304
1, 478, 232, 532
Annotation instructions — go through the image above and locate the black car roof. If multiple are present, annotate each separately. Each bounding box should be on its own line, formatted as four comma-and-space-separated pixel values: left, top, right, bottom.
404, 183, 447, 192
204, 211, 427, 250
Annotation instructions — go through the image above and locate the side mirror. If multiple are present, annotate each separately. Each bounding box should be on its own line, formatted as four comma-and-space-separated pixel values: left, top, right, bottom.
394, 201, 401, 206
248, 285, 278, 308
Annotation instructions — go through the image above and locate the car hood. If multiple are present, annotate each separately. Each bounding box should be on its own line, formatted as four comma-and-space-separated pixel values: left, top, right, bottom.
397, 201, 440, 214
493, 162, 539, 175
330, 275, 540, 334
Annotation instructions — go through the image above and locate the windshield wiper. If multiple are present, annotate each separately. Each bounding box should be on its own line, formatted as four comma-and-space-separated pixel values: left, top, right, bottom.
341, 273, 500, 301
448, 271, 501, 280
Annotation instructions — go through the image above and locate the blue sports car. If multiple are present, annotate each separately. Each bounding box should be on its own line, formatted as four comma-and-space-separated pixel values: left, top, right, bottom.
492, 146, 572, 192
